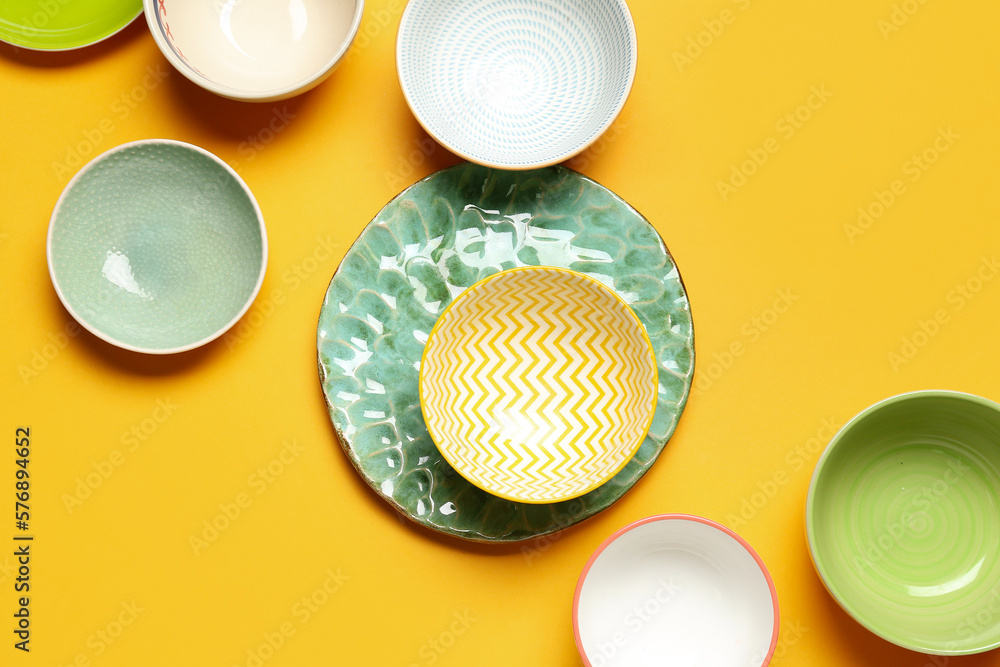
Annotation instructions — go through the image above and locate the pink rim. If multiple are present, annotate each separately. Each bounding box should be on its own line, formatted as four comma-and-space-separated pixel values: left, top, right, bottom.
572, 514, 780, 666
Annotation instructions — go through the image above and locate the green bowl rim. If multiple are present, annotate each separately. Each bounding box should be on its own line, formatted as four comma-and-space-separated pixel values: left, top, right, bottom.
805, 389, 1000, 656
0, 6, 142, 52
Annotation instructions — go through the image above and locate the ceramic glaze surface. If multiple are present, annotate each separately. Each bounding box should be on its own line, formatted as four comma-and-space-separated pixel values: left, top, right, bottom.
396, 0, 636, 169
48, 140, 267, 354
145, 0, 363, 101
574, 515, 779, 667
807, 391, 1000, 655
317, 163, 693, 542
0, 0, 141, 50
420, 267, 657, 504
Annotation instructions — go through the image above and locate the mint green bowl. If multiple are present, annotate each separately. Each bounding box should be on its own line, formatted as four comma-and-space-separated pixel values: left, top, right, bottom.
807, 390, 1000, 655
47, 140, 267, 354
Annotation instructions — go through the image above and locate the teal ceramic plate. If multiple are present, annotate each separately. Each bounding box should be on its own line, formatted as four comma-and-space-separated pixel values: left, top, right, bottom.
317, 163, 694, 542
0, 0, 141, 51
807, 390, 1000, 655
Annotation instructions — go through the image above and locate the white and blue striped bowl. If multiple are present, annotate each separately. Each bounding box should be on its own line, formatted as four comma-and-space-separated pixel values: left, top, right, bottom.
397, 0, 637, 170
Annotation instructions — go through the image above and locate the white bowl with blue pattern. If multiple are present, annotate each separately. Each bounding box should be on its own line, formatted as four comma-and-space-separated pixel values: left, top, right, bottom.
396, 0, 637, 170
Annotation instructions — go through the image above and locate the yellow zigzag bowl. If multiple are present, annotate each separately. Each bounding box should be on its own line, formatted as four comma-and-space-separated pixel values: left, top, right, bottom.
419, 267, 658, 504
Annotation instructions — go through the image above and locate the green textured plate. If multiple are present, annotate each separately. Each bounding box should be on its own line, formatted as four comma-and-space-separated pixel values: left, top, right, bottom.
807, 390, 1000, 655
0, 0, 141, 51
317, 163, 694, 542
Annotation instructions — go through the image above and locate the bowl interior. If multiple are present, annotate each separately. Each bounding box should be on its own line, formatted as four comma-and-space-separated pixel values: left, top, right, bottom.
48, 141, 265, 353
808, 391, 1000, 654
575, 516, 778, 667
150, 0, 360, 96
397, 0, 636, 168
419, 266, 657, 504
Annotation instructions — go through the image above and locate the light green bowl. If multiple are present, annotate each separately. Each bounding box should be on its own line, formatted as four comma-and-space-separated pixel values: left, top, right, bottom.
807, 390, 1000, 655
47, 139, 267, 354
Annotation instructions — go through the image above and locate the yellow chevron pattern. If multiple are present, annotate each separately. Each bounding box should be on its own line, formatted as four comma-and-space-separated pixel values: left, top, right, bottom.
419, 267, 658, 503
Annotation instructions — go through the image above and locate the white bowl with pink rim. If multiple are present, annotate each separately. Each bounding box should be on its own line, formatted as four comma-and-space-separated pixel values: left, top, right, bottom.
573, 514, 780, 667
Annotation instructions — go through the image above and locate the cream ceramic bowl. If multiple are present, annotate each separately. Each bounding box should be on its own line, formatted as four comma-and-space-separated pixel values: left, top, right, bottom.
419, 266, 657, 504
145, 0, 364, 102
47, 139, 267, 354
574, 515, 780, 667
397, 0, 637, 169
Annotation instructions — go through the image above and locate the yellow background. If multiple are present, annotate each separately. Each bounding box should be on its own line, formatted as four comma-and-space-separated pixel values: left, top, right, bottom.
3, 0, 1000, 665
